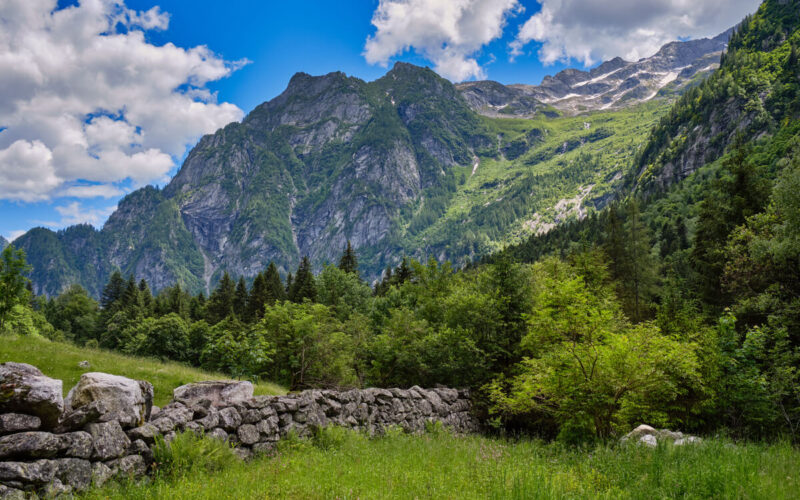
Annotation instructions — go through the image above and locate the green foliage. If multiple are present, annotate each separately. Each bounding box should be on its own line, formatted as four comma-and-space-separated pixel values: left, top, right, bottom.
0, 245, 31, 330
200, 316, 274, 381
152, 431, 239, 479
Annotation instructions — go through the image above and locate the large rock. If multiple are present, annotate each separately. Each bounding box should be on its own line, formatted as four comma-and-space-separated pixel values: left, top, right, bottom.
173, 381, 254, 408
0, 431, 92, 460
0, 363, 63, 428
64, 372, 153, 428
86, 421, 130, 460
0, 413, 41, 435
0, 459, 55, 484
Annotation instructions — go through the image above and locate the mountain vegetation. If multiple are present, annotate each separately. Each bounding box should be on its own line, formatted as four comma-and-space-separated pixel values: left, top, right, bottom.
15, 30, 728, 297
2, 0, 798, 453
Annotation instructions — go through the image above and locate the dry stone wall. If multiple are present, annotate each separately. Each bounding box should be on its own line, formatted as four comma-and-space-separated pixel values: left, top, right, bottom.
0, 362, 477, 498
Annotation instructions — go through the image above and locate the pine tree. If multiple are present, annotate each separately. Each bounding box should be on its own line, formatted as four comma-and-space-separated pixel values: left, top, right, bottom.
264, 262, 286, 303
120, 275, 140, 313
233, 276, 248, 318
247, 272, 268, 322
285, 272, 293, 296
395, 257, 412, 285
288, 256, 316, 303
620, 198, 658, 322
101, 271, 125, 311
138, 279, 153, 315
206, 272, 236, 324
338, 240, 359, 277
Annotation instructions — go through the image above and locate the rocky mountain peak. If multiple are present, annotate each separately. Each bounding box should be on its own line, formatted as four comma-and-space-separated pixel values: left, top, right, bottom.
458, 28, 732, 116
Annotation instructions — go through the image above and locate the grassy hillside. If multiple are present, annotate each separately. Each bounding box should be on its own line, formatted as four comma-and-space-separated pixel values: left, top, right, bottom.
83, 429, 800, 499
0, 335, 285, 406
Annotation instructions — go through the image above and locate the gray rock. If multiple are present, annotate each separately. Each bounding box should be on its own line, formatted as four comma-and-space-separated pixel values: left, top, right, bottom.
0, 362, 64, 428
86, 421, 130, 460
55, 399, 111, 432
173, 381, 254, 408
639, 434, 658, 448
674, 436, 702, 446
105, 455, 146, 479
207, 428, 228, 441
620, 424, 658, 443
126, 423, 158, 443
237, 424, 259, 445
64, 372, 153, 428
90, 462, 113, 487
0, 432, 61, 459
78, 361, 90, 369
127, 439, 152, 463
60, 431, 93, 459
0, 413, 41, 435
0, 459, 55, 484
0, 485, 24, 499
251, 442, 274, 455
233, 447, 253, 461
218, 407, 242, 431
53, 458, 92, 491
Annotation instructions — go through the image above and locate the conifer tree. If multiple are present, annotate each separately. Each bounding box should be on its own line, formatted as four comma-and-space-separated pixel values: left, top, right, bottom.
138, 279, 153, 315
120, 275, 140, 313
395, 257, 412, 285
247, 272, 268, 322
285, 272, 293, 296
264, 262, 286, 303
338, 240, 359, 277
289, 256, 317, 303
234, 276, 248, 318
101, 271, 125, 311
206, 272, 236, 324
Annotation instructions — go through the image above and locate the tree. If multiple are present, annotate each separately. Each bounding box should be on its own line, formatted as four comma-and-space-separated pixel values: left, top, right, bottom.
488, 257, 700, 439
206, 272, 236, 324
316, 265, 372, 320
233, 277, 248, 318
101, 271, 125, 311
288, 256, 316, 303
246, 272, 269, 322
338, 240, 359, 277
45, 284, 99, 343
264, 262, 286, 303
0, 246, 31, 330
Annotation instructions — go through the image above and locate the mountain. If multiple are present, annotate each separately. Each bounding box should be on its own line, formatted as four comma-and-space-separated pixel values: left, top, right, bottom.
0, 236, 7, 250
458, 29, 730, 116
16, 30, 737, 297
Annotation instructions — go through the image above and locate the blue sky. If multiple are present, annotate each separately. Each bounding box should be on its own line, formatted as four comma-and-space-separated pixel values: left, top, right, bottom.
0, 0, 760, 241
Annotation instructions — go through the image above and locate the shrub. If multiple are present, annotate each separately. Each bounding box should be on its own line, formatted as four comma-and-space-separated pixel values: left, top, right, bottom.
152, 432, 239, 478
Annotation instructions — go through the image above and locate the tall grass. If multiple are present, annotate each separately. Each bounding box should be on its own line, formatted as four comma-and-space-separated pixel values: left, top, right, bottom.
0, 334, 285, 405
82, 429, 800, 499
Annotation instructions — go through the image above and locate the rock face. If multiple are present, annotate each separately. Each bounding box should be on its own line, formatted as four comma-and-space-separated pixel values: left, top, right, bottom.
458, 29, 730, 116
17, 62, 494, 295
173, 381, 254, 408
0, 365, 478, 496
65, 373, 153, 429
0, 363, 63, 429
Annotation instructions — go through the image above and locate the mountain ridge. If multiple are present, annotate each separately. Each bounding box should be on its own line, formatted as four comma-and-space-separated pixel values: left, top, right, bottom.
15, 31, 735, 297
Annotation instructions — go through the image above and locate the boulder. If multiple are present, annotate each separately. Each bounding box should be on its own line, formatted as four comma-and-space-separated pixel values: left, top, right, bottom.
55, 399, 108, 432
0, 459, 55, 484
173, 381, 254, 408
218, 407, 242, 431
237, 424, 259, 445
639, 434, 658, 447
53, 458, 92, 491
0, 413, 41, 435
0, 362, 63, 428
65, 372, 153, 428
78, 361, 90, 370
105, 455, 146, 479
0, 431, 93, 460
86, 421, 130, 460
620, 424, 658, 443
0, 484, 24, 499
675, 436, 702, 446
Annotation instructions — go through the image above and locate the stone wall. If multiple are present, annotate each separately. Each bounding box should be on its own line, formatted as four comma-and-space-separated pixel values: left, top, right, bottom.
0, 363, 477, 498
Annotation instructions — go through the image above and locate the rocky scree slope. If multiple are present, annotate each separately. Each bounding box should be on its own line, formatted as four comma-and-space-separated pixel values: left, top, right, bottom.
457, 29, 731, 116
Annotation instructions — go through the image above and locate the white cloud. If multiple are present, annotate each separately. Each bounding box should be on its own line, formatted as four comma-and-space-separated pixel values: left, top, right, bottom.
511, 0, 762, 66
364, 0, 521, 81
0, 0, 247, 202
35, 201, 118, 228
5, 230, 27, 243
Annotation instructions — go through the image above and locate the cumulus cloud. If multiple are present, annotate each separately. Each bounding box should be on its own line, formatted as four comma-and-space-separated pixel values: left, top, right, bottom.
364, 0, 521, 81
511, 0, 761, 66
34, 201, 118, 229
0, 0, 247, 202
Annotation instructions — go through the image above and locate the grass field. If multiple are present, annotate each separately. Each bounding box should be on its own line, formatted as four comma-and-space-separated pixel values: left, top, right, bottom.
81, 429, 800, 499
0, 334, 285, 406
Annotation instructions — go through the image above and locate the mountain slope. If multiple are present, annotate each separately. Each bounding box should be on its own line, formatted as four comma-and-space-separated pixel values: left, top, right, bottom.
633, 0, 800, 192
458, 30, 730, 116
16, 31, 738, 296
0, 236, 7, 250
